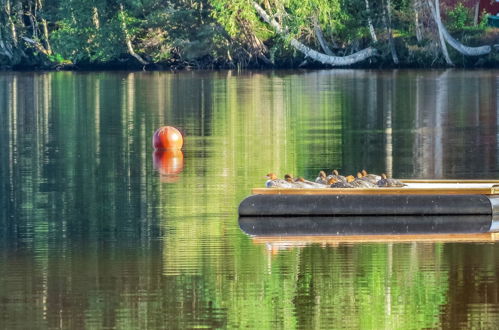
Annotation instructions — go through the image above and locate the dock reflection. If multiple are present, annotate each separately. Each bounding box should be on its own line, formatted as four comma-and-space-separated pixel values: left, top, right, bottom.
239, 215, 499, 250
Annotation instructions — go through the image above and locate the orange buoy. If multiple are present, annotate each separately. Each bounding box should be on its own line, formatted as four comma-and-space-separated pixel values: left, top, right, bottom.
153, 149, 184, 182
153, 126, 183, 150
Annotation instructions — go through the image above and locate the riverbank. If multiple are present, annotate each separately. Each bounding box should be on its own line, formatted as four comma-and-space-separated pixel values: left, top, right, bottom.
4, 33, 499, 71
3, 44, 499, 71
1, 1, 498, 71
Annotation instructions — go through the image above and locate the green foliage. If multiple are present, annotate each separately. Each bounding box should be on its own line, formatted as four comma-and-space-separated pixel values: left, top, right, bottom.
281, 0, 345, 36
47, 52, 70, 64
209, 0, 259, 37
49, 1, 126, 64
0, 0, 498, 68
447, 3, 472, 30
478, 10, 490, 30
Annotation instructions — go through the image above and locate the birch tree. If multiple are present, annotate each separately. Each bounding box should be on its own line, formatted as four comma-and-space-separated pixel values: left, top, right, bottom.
365, 0, 378, 42
252, 1, 376, 66
427, 0, 491, 57
119, 3, 148, 66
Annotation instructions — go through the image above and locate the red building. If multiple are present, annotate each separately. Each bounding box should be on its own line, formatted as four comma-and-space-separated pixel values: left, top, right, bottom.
442, 0, 499, 16
480, 0, 499, 15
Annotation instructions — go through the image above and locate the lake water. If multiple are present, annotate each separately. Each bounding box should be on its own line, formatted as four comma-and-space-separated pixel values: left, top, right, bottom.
1, 70, 499, 329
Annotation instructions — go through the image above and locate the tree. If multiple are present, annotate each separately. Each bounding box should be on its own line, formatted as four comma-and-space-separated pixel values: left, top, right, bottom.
427, 0, 490, 58
251, 1, 377, 66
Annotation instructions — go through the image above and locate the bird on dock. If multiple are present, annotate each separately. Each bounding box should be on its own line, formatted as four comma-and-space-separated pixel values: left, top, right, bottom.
377, 173, 406, 187
296, 177, 328, 188
315, 171, 328, 185
328, 177, 354, 188
284, 174, 304, 188
326, 169, 347, 183
285, 174, 326, 188
361, 169, 381, 184
266, 173, 294, 188
350, 172, 378, 188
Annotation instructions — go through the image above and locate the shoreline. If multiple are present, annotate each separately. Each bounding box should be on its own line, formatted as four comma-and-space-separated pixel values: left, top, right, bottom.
2, 64, 499, 72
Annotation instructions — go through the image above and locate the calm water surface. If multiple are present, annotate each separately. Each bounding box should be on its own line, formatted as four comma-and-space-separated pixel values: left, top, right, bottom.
1, 70, 499, 329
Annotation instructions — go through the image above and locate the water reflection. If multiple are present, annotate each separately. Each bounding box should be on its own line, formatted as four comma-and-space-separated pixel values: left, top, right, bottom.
238, 215, 496, 237
1, 70, 499, 328
152, 150, 184, 182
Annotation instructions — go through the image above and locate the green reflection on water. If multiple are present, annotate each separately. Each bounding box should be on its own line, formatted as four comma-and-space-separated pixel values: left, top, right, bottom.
1, 70, 499, 329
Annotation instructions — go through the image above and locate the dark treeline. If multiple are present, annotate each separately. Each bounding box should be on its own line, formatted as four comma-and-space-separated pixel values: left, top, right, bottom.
0, 0, 498, 70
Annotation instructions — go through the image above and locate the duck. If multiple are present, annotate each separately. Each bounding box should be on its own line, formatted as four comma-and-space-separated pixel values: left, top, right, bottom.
296, 176, 328, 188
328, 177, 354, 188
361, 169, 381, 184
284, 174, 305, 188
315, 171, 328, 185
345, 175, 356, 183
349, 172, 378, 188
266, 173, 294, 188
326, 169, 347, 183
285, 174, 326, 188
377, 173, 406, 187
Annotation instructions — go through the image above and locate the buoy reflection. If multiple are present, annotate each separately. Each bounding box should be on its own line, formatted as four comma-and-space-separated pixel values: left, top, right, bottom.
153, 149, 184, 182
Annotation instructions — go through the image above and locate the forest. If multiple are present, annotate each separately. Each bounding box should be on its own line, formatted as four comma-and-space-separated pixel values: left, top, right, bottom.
0, 0, 498, 70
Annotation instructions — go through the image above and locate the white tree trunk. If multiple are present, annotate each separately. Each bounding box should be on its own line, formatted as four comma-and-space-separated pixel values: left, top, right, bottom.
119, 4, 148, 66
21, 36, 50, 55
5, 0, 17, 45
252, 2, 376, 66
0, 39, 14, 59
93, 7, 100, 29
383, 0, 399, 64
413, 0, 423, 42
312, 16, 334, 55
35, 0, 52, 55
473, 1, 479, 26
427, 0, 453, 65
41, 19, 51, 54
428, 0, 490, 56
365, 0, 378, 42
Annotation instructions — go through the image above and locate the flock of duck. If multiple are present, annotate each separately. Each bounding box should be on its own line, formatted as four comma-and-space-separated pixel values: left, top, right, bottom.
265, 170, 406, 188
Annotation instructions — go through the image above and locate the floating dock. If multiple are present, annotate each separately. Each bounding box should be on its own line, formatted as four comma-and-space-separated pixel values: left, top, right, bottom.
240, 180, 499, 217
238, 180, 499, 235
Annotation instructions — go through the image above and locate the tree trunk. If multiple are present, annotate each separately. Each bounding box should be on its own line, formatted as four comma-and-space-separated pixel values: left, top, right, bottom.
93, 7, 100, 29
428, 0, 490, 57
414, 0, 423, 42
312, 16, 334, 56
41, 19, 51, 54
5, 0, 17, 46
427, 0, 453, 65
383, 0, 399, 64
21, 36, 50, 56
0, 39, 14, 60
37, 0, 52, 55
119, 4, 149, 66
473, 1, 479, 26
365, 0, 378, 42
252, 2, 376, 66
